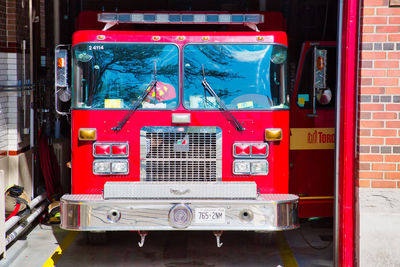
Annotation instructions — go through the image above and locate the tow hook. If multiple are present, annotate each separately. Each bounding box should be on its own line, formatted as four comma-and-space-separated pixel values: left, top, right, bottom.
138, 231, 148, 247
213, 231, 223, 248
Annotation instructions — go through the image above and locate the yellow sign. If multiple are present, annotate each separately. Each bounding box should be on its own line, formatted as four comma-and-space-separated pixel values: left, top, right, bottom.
105, 99, 122, 108
290, 128, 335, 150
237, 101, 254, 109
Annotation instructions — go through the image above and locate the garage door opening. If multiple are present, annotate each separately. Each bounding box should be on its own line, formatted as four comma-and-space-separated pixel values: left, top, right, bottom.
30, 0, 359, 266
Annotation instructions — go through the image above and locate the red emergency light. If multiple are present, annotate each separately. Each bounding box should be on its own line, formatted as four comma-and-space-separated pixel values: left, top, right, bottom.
94, 144, 111, 156
234, 144, 251, 156
93, 143, 129, 157
112, 144, 128, 156
251, 144, 268, 156
233, 143, 268, 158
98, 12, 264, 25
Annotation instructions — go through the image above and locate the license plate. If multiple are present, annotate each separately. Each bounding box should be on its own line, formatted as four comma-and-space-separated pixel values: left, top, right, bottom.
195, 208, 225, 224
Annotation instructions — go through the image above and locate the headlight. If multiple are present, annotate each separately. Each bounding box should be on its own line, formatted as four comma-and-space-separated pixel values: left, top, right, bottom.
233, 161, 251, 174
93, 160, 129, 175
233, 160, 269, 175
111, 161, 129, 174
93, 161, 111, 174
251, 160, 268, 175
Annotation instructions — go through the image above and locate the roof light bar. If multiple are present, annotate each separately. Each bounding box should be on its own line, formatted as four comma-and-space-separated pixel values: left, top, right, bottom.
98, 13, 264, 25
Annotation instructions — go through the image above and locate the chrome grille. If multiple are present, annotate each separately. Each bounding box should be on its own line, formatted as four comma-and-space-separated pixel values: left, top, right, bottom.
140, 127, 222, 182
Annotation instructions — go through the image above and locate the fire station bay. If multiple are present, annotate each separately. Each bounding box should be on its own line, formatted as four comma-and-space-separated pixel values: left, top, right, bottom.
0, 0, 399, 266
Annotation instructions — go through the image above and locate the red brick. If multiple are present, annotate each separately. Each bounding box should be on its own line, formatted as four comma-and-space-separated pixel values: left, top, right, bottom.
359, 129, 371, 136
360, 137, 385, 145
359, 171, 383, 179
360, 69, 386, 77
385, 155, 400, 162
362, 7, 376, 16
360, 120, 384, 127
373, 129, 397, 136
362, 34, 387, 42
384, 172, 400, 179
376, 26, 400, 33
372, 163, 397, 171
374, 78, 398, 86
387, 121, 400, 128
364, 17, 387, 24
359, 163, 371, 170
374, 61, 399, 68
386, 87, 400, 94
389, 17, 400, 24
357, 179, 371, 188
388, 52, 400, 59
359, 112, 372, 119
388, 34, 400, 42
387, 104, 400, 111
371, 180, 397, 188
360, 104, 385, 111
360, 87, 385, 94
361, 25, 375, 33
373, 112, 397, 119
387, 70, 400, 77
376, 8, 400, 15
359, 154, 383, 161
360, 78, 373, 85
386, 138, 400, 145
364, 0, 388, 5
360, 51, 386, 60
361, 7, 375, 17
360, 60, 373, 68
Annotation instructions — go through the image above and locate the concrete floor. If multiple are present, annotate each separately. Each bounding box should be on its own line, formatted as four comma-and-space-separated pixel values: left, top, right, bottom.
1, 219, 333, 267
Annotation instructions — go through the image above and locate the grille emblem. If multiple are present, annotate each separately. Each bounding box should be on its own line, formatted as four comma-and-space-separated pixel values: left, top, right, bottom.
170, 188, 191, 195
174, 135, 190, 152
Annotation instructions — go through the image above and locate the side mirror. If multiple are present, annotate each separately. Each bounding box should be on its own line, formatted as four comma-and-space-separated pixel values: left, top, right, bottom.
317, 88, 332, 105
307, 47, 328, 117
55, 48, 68, 88
55, 45, 71, 116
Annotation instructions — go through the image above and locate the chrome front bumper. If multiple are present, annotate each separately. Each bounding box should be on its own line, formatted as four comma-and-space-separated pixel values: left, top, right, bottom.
60, 194, 299, 231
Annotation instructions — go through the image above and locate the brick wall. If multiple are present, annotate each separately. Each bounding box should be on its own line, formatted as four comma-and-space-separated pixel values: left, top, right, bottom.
359, 0, 400, 188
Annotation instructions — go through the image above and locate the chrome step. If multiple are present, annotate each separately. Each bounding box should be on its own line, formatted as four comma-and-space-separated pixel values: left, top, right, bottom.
103, 181, 257, 199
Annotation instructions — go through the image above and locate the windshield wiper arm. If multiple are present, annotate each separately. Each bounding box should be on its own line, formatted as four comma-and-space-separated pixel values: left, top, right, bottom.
112, 62, 158, 132
201, 65, 245, 131
111, 80, 157, 131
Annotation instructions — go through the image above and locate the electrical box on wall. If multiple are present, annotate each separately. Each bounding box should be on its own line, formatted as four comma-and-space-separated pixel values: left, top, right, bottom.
390, 0, 400, 6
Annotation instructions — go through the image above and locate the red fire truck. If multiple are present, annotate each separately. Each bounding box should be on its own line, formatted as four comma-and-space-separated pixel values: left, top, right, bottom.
290, 41, 336, 218
53, 11, 328, 246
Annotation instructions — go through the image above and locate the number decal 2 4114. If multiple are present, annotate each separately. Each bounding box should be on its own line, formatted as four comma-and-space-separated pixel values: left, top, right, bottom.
88, 45, 104, 50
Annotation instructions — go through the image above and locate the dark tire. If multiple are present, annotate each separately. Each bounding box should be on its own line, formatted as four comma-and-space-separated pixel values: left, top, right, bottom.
86, 231, 108, 245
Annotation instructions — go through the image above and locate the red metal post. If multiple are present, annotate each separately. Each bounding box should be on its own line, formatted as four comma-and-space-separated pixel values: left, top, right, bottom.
337, 0, 360, 265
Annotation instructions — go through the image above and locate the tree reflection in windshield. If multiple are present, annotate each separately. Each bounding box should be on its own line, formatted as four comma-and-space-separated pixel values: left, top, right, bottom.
184, 44, 286, 110
72, 44, 179, 109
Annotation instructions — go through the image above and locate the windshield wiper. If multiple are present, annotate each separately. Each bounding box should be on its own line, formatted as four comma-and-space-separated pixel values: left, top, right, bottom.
111, 62, 158, 131
201, 65, 245, 131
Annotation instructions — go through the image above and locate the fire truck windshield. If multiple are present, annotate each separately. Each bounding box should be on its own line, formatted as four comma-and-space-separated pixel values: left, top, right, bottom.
183, 44, 287, 110
72, 43, 179, 109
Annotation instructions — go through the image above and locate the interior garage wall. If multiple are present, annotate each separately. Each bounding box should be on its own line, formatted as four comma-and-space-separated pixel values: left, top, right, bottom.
0, 0, 35, 198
